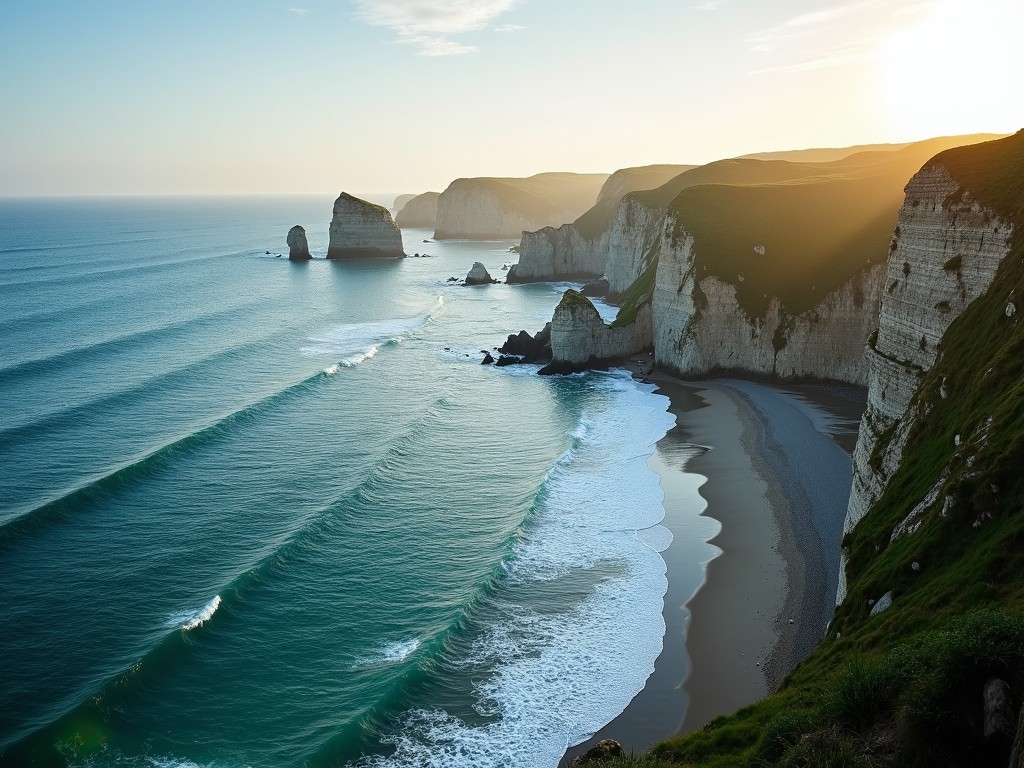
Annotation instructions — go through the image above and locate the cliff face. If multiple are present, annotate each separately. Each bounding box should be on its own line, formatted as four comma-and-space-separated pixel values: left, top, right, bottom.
548, 290, 652, 366
653, 225, 884, 385
511, 165, 693, 283
434, 173, 607, 240
838, 165, 1014, 601
394, 191, 440, 229
509, 225, 608, 282
604, 198, 668, 296
327, 193, 405, 259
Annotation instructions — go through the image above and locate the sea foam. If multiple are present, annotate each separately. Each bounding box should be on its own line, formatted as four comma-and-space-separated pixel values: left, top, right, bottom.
303, 298, 443, 366
167, 595, 221, 632
358, 371, 676, 768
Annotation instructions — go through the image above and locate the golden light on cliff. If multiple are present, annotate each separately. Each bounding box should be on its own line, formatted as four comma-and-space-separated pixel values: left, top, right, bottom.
879, 0, 1024, 137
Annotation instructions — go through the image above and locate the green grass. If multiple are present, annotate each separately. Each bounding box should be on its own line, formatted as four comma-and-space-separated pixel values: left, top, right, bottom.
610, 258, 658, 328
573, 165, 696, 240
607, 131, 1024, 768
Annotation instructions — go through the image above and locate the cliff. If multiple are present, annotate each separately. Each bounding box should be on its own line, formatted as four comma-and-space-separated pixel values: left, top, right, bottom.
393, 194, 416, 212
395, 191, 440, 229
840, 148, 1018, 596
510, 164, 694, 284
619, 131, 1024, 768
434, 172, 607, 240
326, 192, 405, 260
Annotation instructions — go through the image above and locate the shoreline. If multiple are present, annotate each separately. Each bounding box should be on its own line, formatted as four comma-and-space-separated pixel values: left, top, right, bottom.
564, 363, 864, 763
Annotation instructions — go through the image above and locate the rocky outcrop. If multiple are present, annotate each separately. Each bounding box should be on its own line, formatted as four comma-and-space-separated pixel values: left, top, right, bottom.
434, 173, 607, 240
837, 164, 1014, 602
544, 290, 652, 372
465, 262, 496, 285
653, 224, 884, 384
395, 192, 440, 228
509, 224, 608, 282
327, 193, 405, 260
287, 225, 311, 261
498, 324, 552, 364
571, 739, 624, 767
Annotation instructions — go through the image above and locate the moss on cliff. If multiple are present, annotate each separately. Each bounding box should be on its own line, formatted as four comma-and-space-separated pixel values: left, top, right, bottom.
610, 258, 657, 329
609, 132, 1024, 768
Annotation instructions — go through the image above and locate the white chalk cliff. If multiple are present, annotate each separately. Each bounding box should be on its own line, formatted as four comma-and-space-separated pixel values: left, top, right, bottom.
837, 164, 1014, 602
653, 225, 884, 385
395, 192, 440, 229
548, 291, 652, 366
327, 193, 405, 259
434, 173, 607, 240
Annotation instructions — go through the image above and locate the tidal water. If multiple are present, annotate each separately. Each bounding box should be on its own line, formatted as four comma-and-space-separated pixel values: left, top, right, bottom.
0, 196, 678, 767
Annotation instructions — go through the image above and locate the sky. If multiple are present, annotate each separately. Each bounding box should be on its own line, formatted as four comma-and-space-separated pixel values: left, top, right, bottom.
1, 0, 1022, 196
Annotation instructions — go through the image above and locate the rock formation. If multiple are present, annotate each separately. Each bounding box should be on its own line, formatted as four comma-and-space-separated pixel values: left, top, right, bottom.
543, 290, 651, 373
510, 164, 693, 285
327, 193, 405, 260
286, 225, 311, 261
464, 262, 495, 285
395, 191, 440, 229
393, 193, 416, 213
434, 173, 608, 240
837, 155, 1015, 602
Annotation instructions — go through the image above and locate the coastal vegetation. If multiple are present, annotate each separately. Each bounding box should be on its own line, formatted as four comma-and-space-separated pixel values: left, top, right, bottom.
597, 131, 1024, 768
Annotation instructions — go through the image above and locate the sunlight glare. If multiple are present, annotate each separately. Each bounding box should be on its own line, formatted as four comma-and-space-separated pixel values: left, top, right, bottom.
879, 0, 1024, 137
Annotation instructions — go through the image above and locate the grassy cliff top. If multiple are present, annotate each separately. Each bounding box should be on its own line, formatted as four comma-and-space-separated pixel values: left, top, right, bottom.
604, 130, 1024, 768
665, 135, 1001, 317
573, 164, 698, 239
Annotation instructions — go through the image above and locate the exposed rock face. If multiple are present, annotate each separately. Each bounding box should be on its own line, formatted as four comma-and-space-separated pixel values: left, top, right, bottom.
605, 197, 669, 296
434, 173, 607, 240
327, 192, 405, 260
465, 262, 495, 285
547, 290, 652, 370
393, 194, 416, 212
286, 225, 311, 261
571, 739, 624, 767
510, 165, 693, 283
653, 223, 884, 385
395, 192, 440, 228
509, 224, 607, 282
837, 164, 1013, 602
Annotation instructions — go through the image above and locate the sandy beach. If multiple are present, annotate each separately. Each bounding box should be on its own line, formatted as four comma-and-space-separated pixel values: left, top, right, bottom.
565, 367, 864, 762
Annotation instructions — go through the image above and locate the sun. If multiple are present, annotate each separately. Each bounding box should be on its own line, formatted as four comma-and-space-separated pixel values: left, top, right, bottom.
878, 0, 1024, 138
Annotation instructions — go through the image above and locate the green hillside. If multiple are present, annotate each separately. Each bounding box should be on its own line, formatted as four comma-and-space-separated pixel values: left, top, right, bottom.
573, 164, 697, 239
603, 131, 1024, 768
666, 135, 1001, 317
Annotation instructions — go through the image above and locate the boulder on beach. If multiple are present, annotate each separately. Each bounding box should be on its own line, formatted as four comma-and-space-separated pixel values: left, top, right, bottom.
286, 225, 312, 261
572, 739, 624, 766
465, 262, 496, 285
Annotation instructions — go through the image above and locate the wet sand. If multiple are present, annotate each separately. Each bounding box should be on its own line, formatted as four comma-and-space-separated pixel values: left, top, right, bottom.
564, 366, 864, 762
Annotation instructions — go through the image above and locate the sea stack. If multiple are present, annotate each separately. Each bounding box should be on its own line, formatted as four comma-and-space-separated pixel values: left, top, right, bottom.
327, 192, 405, 260
465, 262, 495, 285
286, 225, 312, 261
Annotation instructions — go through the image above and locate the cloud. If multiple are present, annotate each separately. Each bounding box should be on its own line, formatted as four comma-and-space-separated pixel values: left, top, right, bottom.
353, 0, 518, 55
747, 0, 929, 73
288, 7, 310, 15
493, 23, 525, 32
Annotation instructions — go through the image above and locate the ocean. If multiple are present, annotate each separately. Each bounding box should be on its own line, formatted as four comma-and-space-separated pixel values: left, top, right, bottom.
0, 196, 682, 767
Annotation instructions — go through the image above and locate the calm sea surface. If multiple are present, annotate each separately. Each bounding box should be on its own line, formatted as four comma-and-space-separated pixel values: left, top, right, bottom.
0, 196, 677, 767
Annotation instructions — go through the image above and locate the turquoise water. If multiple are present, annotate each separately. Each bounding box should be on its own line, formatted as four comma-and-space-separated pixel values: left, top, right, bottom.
0, 197, 676, 767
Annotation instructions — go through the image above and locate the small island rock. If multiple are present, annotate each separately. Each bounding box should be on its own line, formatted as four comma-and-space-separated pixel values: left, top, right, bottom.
327, 192, 405, 260
465, 262, 495, 285
286, 225, 312, 261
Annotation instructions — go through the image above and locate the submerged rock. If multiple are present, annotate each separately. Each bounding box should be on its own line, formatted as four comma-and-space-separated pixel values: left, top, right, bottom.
286, 225, 312, 261
327, 192, 405, 260
465, 262, 496, 285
